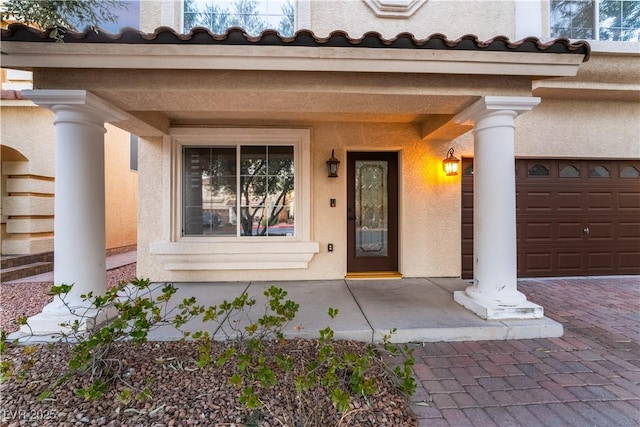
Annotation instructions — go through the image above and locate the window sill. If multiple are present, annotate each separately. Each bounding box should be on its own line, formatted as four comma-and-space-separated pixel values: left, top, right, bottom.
149, 241, 320, 270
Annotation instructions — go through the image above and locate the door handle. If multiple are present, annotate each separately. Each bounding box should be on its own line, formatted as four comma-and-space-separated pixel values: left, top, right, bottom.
583, 227, 590, 235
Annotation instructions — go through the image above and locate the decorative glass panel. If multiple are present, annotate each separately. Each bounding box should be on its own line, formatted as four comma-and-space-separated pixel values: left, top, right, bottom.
620, 165, 640, 178
528, 164, 550, 177
355, 160, 388, 257
590, 165, 611, 177
559, 164, 581, 177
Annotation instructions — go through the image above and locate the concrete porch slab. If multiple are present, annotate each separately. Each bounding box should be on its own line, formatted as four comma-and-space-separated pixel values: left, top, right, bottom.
23, 277, 561, 344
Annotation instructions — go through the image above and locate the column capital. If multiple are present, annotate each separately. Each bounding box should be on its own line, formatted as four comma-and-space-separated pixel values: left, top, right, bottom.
21, 89, 127, 123
454, 96, 541, 126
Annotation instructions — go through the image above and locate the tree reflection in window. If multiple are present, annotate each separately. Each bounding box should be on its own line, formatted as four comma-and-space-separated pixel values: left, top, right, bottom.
590, 165, 610, 177
528, 164, 550, 177
559, 164, 580, 178
240, 146, 294, 236
620, 165, 640, 178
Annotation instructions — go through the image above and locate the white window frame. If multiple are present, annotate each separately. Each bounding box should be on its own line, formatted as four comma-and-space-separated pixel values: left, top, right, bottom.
149, 127, 319, 271
549, 0, 640, 42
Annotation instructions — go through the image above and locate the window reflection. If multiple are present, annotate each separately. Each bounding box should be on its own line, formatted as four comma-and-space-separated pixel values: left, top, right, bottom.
184, 145, 294, 237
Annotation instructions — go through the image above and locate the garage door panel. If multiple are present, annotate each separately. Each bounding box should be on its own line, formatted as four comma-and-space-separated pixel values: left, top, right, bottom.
587, 252, 614, 270
462, 191, 474, 209
619, 251, 640, 270
557, 192, 583, 210
619, 222, 640, 239
588, 192, 613, 210
618, 192, 640, 210
523, 192, 553, 211
522, 252, 553, 273
557, 252, 583, 271
588, 222, 615, 240
525, 223, 553, 240
462, 223, 473, 241
557, 222, 583, 240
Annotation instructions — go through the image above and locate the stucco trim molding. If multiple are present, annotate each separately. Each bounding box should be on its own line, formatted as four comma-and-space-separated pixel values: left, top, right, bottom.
363, 0, 428, 18
150, 241, 320, 270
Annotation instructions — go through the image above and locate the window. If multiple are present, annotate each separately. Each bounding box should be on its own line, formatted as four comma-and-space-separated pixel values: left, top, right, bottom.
589, 164, 611, 177
550, 0, 640, 41
184, 144, 296, 238
129, 135, 138, 171
150, 128, 317, 271
95, 0, 141, 33
620, 165, 640, 177
528, 163, 550, 177
183, 0, 295, 36
559, 164, 580, 177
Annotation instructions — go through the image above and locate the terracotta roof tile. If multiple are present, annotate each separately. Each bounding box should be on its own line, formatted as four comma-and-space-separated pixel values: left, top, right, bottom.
0, 24, 590, 61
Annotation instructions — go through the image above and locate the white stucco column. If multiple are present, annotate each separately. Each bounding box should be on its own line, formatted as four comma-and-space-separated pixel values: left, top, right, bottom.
453, 96, 543, 320
18, 90, 126, 336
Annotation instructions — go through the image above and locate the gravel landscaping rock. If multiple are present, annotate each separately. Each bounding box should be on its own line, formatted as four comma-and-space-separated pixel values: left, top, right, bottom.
0, 257, 417, 426
1, 339, 417, 426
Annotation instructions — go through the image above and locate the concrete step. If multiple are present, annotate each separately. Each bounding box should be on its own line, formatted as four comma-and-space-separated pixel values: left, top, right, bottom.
1, 261, 54, 282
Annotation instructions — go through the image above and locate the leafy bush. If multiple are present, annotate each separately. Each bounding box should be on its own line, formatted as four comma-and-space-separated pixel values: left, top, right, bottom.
14, 279, 416, 424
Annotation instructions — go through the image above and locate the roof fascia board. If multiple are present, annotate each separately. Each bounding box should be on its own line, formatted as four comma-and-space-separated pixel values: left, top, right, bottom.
0, 42, 585, 77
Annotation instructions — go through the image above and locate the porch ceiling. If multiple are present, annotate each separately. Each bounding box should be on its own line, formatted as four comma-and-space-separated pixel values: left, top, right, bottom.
1, 25, 590, 139
32, 68, 532, 137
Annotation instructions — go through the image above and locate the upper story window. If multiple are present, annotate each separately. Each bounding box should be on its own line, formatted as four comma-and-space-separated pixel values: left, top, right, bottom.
183, 0, 295, 36
550, 0, 640, 41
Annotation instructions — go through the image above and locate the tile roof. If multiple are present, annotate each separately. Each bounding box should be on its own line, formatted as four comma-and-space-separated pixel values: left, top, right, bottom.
1, 24, 590, 61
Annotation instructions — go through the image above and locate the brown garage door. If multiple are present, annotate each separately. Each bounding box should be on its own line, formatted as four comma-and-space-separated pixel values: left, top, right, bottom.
462, 159, 640, 278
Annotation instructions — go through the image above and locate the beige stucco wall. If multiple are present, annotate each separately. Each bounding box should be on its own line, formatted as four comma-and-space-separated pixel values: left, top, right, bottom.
138, 0, 517, 40
515, 99, 640, 159
1, 104, 56, 176
105, 124, 138, 250
136, 122, 466, 282
1, 103, 55, 254
0, 101, 138, 253
310, 0, 515, 39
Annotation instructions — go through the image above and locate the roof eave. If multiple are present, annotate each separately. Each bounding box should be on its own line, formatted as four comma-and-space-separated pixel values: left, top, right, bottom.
0, 41, 586, 77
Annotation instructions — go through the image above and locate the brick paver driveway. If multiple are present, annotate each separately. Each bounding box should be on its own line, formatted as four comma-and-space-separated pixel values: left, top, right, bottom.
409, 276, 639, 426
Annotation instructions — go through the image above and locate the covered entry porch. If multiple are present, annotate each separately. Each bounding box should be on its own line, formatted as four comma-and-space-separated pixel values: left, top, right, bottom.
142, 277, 562, 343
1, 25, 589, 338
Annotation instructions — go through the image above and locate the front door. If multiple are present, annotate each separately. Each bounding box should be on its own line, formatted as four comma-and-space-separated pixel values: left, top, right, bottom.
347, 152, 399, 273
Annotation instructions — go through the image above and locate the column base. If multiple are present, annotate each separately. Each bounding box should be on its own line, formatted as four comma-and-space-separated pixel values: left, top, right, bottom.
13, 305, 118, 342
454, 290, 543, 320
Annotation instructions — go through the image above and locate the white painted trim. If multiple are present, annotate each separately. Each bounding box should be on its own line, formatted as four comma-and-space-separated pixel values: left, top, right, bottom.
1, 43, 586, 77
515, 0, 543, 40
21, 89, 128, 123
454, 96, 541, 125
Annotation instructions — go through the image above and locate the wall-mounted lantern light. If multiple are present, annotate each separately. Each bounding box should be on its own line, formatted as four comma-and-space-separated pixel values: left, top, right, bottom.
442, 148, 460, 176
326, 149, 340, 178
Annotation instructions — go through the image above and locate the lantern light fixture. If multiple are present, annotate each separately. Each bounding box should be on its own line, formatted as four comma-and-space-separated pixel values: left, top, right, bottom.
326, 149, 340, 178
442, 147, 460, 176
